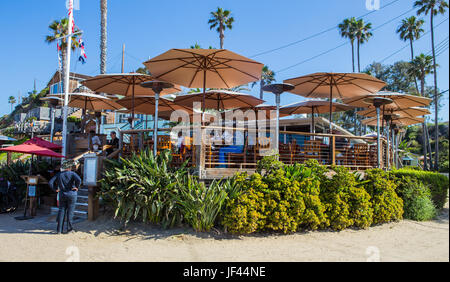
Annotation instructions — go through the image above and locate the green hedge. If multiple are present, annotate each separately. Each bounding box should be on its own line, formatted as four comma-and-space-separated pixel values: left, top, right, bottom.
390, 169, 449, 210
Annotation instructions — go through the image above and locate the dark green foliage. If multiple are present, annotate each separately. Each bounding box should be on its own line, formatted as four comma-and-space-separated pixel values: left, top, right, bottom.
396, 177, 436, 221
390, 168, 449, 209
99, 150, 189, 227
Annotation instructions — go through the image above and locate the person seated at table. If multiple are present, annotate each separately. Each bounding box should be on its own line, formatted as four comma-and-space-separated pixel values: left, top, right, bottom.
175, 131, 185, 154
106, 131, 119, 155
218, 129, 245, 168
90, 130, 102, 152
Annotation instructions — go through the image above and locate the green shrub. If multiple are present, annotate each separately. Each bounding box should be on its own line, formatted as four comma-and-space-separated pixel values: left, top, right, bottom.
320, 166, 373, 230
364, 169, 403, 225
99, 150, 188, 227
396, 177, 436, 221
390, 168, 449, 210
222, 158, 327, 234
174, 176, 228, 232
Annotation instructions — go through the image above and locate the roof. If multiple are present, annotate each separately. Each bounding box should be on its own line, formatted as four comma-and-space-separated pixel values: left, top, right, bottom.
47, 70, 92, 87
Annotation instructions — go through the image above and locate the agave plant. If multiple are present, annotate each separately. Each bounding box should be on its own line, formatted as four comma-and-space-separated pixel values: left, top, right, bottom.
174, 176, 229, 232
100, 149, 189, 227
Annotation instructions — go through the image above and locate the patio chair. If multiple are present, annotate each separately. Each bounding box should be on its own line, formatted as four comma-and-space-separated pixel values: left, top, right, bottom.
303, 140, 322, 163
254, 137, 272, 163
156, 135, 172, 154
353, 143, 370, 169
227, 137, 249, 168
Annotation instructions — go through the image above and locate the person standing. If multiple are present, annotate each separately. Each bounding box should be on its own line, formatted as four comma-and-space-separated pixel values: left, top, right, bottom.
49, 159, 81, 234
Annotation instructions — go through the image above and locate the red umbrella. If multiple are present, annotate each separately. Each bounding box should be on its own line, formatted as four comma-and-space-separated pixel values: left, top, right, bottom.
23, 137, 62, 150
0, 144, 65, 158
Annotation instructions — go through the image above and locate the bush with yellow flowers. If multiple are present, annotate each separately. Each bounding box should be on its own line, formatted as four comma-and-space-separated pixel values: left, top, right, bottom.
222, 159, 327, 234
363, 169, 403, 225
319, 166, 374, 230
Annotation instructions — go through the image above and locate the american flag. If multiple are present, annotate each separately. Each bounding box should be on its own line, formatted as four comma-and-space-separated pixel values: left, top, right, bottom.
78, 38, 87, 64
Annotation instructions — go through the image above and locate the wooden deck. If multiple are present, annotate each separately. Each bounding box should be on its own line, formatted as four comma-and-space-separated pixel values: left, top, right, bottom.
115, 126, 394, 180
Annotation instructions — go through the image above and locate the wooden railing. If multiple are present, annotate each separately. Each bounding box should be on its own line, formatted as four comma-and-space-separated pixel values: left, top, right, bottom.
116, 127, 394, 179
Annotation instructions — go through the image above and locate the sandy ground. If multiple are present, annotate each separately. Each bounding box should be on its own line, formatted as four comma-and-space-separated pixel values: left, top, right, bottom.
0, 201, 448, 262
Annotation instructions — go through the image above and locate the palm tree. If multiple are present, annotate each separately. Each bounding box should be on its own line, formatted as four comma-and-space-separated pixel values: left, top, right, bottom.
100, 0, 107, 74
338, 17, 357, 72
354, 19, 373, 73
408, 53, 436, 169
252, 65, 276, 100
414, 0, 449, 170
396, 16, 425, 93
208, 8, 234, 49
8, 96, 16, 112
45, 18, 81, 93
190, 43, 214, 49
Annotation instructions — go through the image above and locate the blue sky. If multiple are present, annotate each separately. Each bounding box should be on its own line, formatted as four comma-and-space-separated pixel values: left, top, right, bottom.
0, 0, 448, 121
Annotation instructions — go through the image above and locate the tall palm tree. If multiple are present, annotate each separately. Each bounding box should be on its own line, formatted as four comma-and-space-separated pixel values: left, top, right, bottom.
338, 17, 357, 72
414, 0, 449, 170
354, 19, 373, 73
252, 65, 276, 100
408, 53, 436, 169
208, 8, 234, 49
396, 16, 425, 93
100, 0, 107, 74
8, 96, 16, 112
45, 18, 81, 93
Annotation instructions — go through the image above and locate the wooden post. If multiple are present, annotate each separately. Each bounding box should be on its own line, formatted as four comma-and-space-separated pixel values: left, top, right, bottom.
139, 132, 144, 152
88, 186, 99, 221
118, 131, 123, 158
6, 152, 11, 165
331, 135, 336, 165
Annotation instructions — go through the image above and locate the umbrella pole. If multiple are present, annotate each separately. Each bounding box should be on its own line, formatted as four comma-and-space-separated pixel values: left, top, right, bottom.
153, 92, 159, 156
386, 121, 390, 170
329, 86, 333, 134
276, 94, 280, 159
131, 80, 135, 129
376, 106, 381, 168
202, 69, 206, 125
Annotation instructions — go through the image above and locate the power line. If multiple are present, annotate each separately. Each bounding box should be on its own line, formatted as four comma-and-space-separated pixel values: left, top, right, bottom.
380, 17, 449, 63
427, 36, 449, 55
250, 0, 402, 58
276, 5, 417, 73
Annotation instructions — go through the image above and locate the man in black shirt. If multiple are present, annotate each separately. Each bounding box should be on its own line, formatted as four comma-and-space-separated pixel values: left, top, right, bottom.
49, 159, 81, 234
106, 131, 119, 156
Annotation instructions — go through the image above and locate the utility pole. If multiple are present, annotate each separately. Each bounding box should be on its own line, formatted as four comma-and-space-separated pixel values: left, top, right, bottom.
122, 44, 125, 73
61, 0, 74, 159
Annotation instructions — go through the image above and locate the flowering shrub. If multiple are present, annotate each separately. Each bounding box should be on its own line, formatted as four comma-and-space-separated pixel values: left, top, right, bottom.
222, 160, 327, 234
363, 169, 403, 225
320, 166, 373, 230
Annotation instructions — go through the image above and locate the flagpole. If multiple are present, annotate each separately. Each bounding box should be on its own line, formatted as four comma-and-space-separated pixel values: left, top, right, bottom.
61, 0, 74, 159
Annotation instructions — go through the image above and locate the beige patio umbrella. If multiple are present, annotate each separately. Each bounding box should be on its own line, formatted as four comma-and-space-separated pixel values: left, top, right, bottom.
284, 73, 386, 132
356, 107, 431, 118
343, 91, 432, 109
362, 116, 424, 127
143, 49, 264, 112
116, 96, 193, 116
49, 92, 123, 111
235, 104, 290, 120
81, 73, 181, 128
280, 100, 354, 134
173, 90, 264, 111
